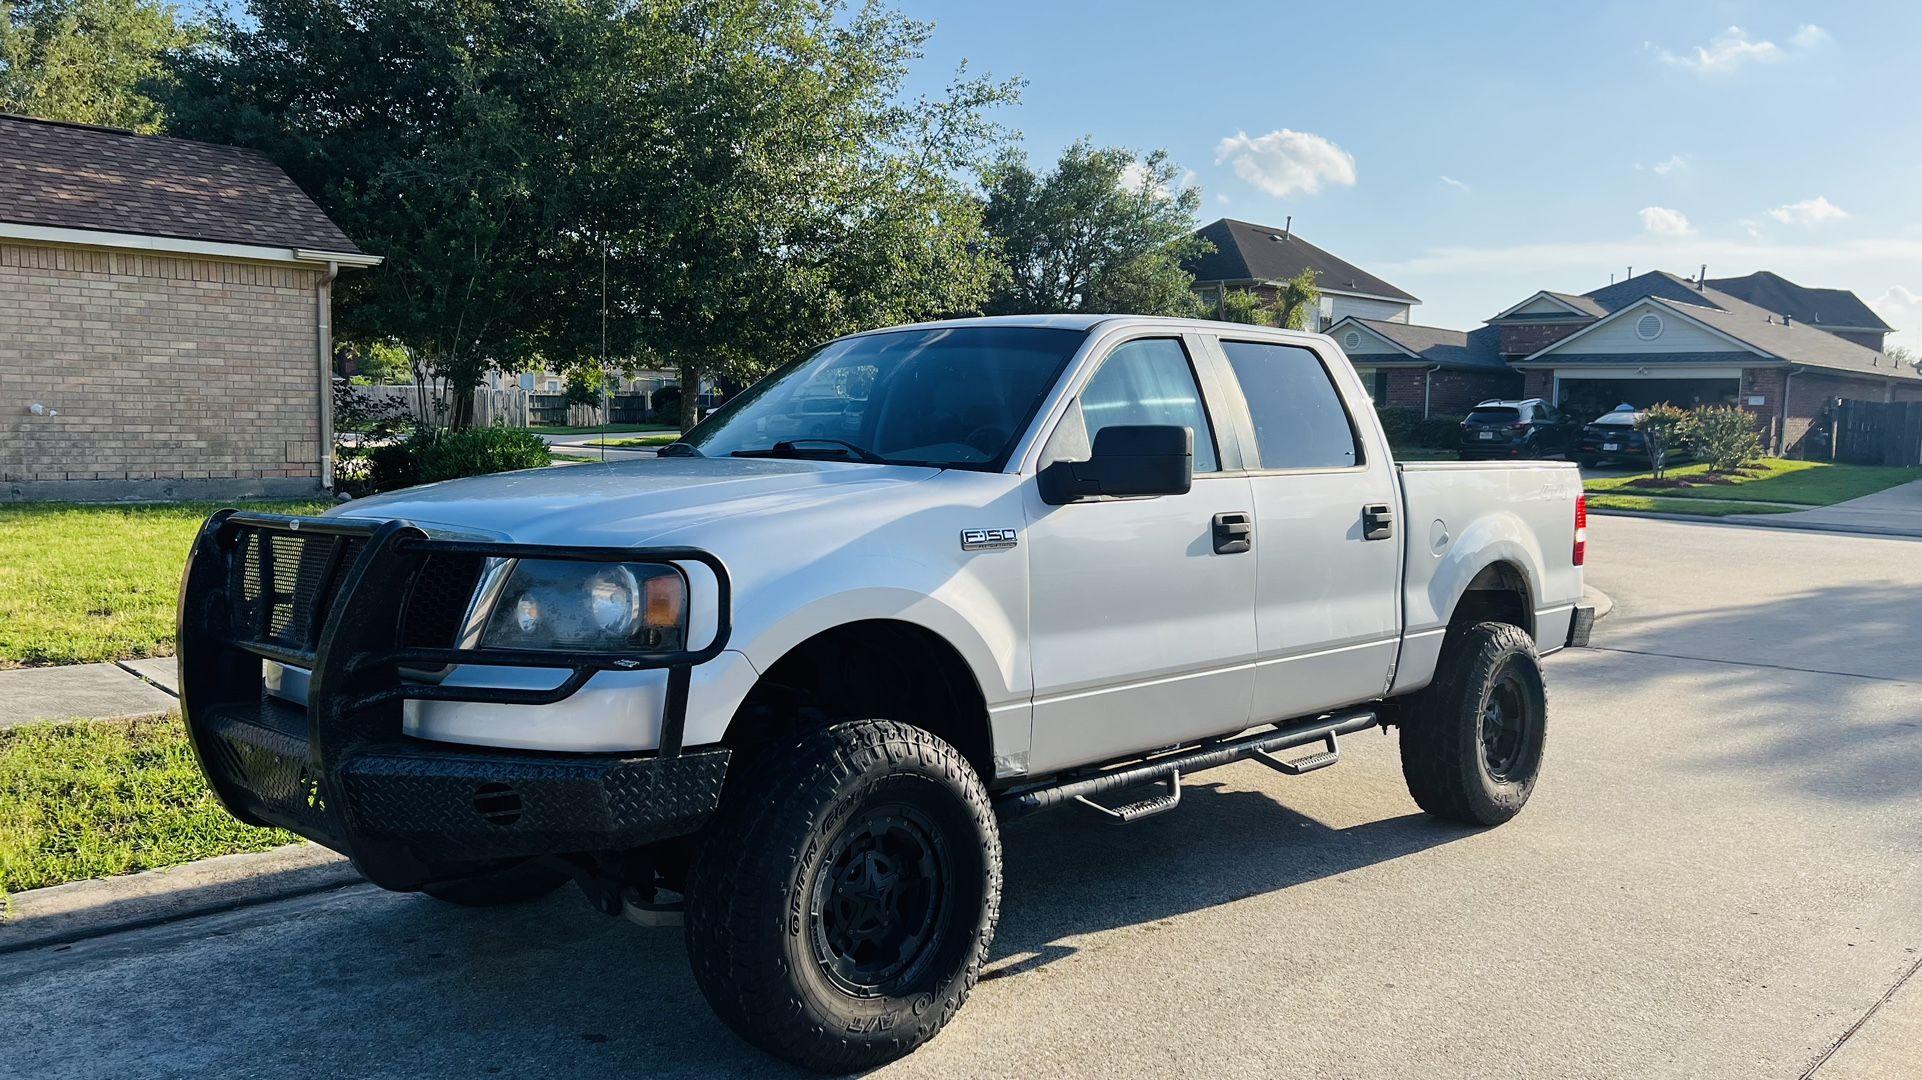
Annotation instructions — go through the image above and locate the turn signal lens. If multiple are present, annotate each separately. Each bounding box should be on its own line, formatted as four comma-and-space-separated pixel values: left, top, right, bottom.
1573, 494, 1588, 566
644, 572, 685, 630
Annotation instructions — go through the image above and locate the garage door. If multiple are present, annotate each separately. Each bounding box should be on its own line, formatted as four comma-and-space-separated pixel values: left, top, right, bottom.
1555, 376, 1741, 422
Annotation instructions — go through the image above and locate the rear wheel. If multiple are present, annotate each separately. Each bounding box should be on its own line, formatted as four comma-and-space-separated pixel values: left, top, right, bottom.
1399, 621, 1546, 825
686, 720, 1001, 1073
421, 861, 570, 907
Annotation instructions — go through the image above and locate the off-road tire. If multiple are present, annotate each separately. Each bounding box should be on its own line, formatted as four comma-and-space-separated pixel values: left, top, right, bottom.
685, 720, 1001, 1074
420, 861, 571, 907
1400, 621, 1546, 825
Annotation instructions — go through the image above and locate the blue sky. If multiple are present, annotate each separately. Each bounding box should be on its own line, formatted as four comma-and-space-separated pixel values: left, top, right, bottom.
900, 0, 1922, 344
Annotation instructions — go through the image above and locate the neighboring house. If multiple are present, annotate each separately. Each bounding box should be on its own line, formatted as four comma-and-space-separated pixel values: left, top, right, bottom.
0, 114, 378, 501
1493, 271, 1921, 455
1186, 218, 1419, 330
1323, 318, 1519, 416
1703, 271, 1892, 352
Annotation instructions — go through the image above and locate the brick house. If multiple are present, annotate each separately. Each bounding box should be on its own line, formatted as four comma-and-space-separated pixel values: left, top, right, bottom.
0, 114, 378, 501
1322, 318, 1519, 416
1495, 271, 1922, 455
1186, 218, 1419, 331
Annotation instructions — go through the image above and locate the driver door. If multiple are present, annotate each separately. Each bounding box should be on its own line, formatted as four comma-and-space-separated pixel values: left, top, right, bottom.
1022, 335, 1257, 775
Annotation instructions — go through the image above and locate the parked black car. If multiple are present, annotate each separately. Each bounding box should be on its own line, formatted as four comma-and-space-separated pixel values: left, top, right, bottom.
1573, 408, 1690, 468
1459, 399, 1582, 459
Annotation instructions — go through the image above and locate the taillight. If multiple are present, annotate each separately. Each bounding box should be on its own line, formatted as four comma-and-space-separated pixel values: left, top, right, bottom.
1511, 421, 1531, 430
1573, 494, 1587, 566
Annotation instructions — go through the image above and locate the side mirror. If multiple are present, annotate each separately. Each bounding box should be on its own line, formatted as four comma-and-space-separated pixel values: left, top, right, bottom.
1039, 424, 1194, 505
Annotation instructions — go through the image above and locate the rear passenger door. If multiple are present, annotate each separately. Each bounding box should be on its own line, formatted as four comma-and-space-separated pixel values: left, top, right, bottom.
1204, 336, 1401, 724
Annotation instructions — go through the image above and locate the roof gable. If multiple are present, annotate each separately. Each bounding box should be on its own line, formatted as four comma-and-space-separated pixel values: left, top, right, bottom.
1331, 319, 1417, 358
0, 113, 362, 255
1328, 316, 1506, 370
1532, 299, 1760, 359
1490, 290, 1604, 322
1186, 218, 1419, 304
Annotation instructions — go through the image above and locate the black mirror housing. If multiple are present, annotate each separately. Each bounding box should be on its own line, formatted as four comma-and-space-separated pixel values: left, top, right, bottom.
1039, 424, 1194, 505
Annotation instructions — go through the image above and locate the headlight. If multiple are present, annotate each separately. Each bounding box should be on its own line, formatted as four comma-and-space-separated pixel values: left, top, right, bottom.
478, 560, 687, 651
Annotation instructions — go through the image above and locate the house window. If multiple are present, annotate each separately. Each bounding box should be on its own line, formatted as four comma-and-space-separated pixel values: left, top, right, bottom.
1372, 371, 1390, 403
1635, 313, 1664, 341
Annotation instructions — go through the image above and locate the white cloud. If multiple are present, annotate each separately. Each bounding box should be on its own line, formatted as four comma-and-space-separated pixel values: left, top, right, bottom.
1214, 129, 1356, 198
1790, 24, 1832, 49
1440, 175, 1470, 193
1639, 206, 1694, 236
1214, 192, 1231, 206
1869, 285, 1922, 327
1767, 196, 1849, 225
1649, 154, 1689, 176
1649, 24, 1831, 76
1738, 217, 1764, 239
1118, 162, 1195, 201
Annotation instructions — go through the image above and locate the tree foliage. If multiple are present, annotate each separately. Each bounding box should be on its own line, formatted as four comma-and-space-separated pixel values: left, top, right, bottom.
981, 141, 1207, 318
166, 0, 1018, 430
1635, 403, 1691, 479
0, 0, 197, 132
1213, 269, 1319, 329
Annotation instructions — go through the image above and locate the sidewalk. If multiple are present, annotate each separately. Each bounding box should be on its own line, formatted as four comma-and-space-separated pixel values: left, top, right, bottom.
1726, 477, 1922, 537
0, 659, 178, 729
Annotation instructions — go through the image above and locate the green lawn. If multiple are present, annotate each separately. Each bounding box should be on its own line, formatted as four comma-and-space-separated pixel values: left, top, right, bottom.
587, 432, 681, 447
530, 423, 673, 435
0, 717, 299, 907
1584, 458, 1921, 507
1586, 494, 1798, 517
0, 499, 331, 668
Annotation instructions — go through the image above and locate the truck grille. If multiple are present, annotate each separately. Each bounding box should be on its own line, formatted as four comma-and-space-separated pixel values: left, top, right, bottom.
228, 526, 482, 655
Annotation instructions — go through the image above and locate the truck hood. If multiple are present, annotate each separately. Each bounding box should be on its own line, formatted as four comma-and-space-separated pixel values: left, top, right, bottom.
329, 456, 938, 545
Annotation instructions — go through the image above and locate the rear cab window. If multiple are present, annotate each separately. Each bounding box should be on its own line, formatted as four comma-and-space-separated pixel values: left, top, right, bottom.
1215, 339, 1360, 470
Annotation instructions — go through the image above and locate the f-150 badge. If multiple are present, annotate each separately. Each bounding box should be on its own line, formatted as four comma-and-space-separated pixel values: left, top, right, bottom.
960, 528, 1019, 551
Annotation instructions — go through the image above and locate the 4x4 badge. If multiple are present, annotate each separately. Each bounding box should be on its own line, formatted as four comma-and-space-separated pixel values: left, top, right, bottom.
960, 528, 1018, 551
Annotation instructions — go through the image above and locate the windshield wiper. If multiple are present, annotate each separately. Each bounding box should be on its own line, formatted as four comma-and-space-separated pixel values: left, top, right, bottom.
731, 438, 888, 464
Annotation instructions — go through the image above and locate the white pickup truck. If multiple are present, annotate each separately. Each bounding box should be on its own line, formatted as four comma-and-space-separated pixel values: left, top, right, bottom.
179, 315, 1591, 1073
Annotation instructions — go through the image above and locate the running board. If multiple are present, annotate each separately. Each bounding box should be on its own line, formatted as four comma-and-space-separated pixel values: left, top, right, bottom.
995, 709, 1378, 822
1073, 772, 1181, 823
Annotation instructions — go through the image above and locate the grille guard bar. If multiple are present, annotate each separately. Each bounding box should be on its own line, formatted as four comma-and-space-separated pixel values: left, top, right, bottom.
180, 508, 733, 781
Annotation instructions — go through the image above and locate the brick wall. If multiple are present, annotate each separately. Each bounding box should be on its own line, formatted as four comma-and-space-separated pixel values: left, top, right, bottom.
0, 242, 325, 500
1379, 368, 1521, 417
1498, 321, 1590, 358
1780, 370, 1922, 457
1522, 370, 1554, 401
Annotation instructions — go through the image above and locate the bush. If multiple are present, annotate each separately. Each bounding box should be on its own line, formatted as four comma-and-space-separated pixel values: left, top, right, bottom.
416, 425, 553, 483
650, 385, 683, 426
1635, 403, 1691, 479
1375, 406, 1463, 451
1687, 405, 1764, 473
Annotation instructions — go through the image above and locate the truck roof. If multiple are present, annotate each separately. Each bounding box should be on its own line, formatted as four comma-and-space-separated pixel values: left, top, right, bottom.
844, 313, 1335, 347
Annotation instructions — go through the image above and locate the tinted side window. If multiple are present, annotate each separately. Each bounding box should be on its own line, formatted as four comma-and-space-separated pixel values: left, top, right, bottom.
1218, 340, 1359, 470
1073, 338, 1220, 473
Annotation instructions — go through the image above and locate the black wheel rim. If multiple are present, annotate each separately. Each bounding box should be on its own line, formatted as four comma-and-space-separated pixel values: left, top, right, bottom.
1480, 667, 1532, 781
808, 805, 951, 997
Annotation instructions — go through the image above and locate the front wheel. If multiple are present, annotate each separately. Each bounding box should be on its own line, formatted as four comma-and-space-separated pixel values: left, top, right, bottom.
1399, 621, 1547, 825
686, 720, 1001, 1073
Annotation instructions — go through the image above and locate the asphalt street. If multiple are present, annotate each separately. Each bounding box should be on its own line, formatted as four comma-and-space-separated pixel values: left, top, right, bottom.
3, 515, 1918, 1079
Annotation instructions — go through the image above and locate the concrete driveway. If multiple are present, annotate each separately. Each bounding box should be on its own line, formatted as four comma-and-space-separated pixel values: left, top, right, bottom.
3, 516, 1918, 1079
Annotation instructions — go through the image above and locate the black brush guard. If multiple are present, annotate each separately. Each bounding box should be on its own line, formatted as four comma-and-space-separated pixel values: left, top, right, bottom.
177, 509, 733, 891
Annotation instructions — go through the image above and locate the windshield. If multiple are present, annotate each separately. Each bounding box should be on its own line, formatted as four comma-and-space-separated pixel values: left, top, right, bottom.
677, 326, 1086, 469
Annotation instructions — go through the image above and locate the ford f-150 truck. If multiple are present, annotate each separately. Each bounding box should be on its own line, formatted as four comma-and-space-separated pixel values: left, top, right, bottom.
178, 315, 1592, 1073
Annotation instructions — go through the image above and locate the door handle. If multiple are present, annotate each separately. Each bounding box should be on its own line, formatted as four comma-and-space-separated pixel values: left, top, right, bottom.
1362, 503, 1394, 541
1212, 512, 1253, 554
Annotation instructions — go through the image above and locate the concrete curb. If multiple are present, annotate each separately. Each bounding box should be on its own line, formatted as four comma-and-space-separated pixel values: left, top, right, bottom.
1590, 507, 1922, 540
1583, 584, 1614, 622
0, 843, 365, 955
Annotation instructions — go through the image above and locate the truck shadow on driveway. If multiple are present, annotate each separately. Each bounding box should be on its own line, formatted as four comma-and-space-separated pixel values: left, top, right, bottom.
985, 780, 1474, 981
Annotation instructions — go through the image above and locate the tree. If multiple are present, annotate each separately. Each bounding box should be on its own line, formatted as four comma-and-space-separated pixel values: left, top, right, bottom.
0, 0, 197, 132
1213, 268, 1319, 329
169, 0, 1017, 432
981, 140, 1208, 318
1635, 403, 1691, 479
1687, 405, 1764, 472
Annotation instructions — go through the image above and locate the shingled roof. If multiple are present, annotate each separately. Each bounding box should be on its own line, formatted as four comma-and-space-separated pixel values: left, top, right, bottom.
0, 113, 363, 255
1331, 317, 1507, 370
1702, 270, 1891, 331
1186, 218, 1419, 303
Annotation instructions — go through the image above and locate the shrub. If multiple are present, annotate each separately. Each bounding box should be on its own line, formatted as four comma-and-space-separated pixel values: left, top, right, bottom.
1687, 405, 1764, 473
416, 425, 553, 483
1635, 403, 1692, 479
1374, 406, 1463, 451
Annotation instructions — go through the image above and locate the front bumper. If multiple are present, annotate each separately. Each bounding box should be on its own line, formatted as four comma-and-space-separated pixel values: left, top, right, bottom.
178, 510, 733, 890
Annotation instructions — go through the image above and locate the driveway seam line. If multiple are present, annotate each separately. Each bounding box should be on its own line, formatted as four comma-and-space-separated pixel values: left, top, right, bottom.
1798, 952, 1922, 1079
1584, 645, 1922, 687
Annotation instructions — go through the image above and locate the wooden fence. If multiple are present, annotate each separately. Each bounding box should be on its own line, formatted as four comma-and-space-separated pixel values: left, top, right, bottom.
1832, 399, 1922, 466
